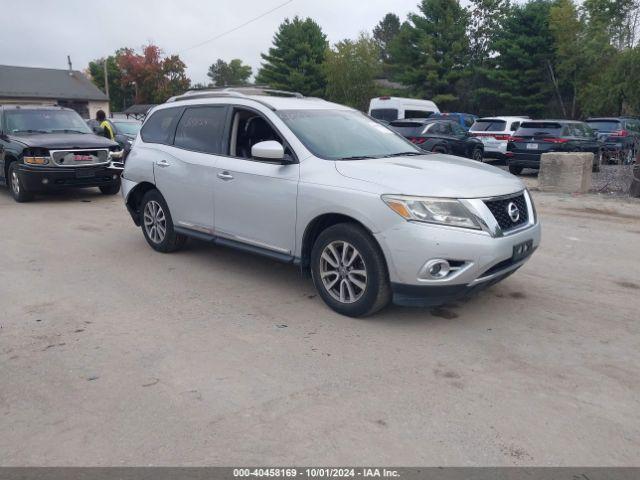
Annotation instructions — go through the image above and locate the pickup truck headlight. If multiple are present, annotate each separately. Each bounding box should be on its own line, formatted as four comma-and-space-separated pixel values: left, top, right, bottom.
24, 156, 49, 165
382, 195, 482, 230
109, 149, 124, 159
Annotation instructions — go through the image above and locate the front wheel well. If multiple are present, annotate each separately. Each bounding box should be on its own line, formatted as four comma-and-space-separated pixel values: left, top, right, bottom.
300, 213, 380, 270
126, 181, 157, 225
4, 154, 18, 179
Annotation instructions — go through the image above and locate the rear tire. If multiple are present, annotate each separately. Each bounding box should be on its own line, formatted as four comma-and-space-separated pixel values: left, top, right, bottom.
140, 190, 187, 253
8, 162, 34, 203
471, 147, 483, 162
311, 223, 391, 317
508, 165, 523, 175
99, 180, 121, 195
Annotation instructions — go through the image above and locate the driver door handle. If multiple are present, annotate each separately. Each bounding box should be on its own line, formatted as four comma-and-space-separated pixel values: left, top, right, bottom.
156, 159, 171, 168
217, 171, 234, 181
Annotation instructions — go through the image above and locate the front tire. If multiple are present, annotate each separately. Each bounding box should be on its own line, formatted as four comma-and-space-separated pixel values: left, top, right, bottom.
99, 179, 121, 195
8, 162, 34, 203
140, 190, 187, 253
311, 223, 391, 317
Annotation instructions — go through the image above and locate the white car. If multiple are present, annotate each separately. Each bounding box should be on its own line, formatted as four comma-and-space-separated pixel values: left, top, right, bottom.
469, 116, 529, 160
368, 96, 440, 123
121, 88, 540, 317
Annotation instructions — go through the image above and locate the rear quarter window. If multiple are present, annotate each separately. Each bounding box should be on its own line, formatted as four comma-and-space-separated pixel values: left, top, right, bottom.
370, 109, 398, 122
404, 109, 433, 119
140, 107, 182, 144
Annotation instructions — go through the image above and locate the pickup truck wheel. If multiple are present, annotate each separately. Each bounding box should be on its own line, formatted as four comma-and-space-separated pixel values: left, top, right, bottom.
99, 179, 121, 195
140, 190, 187, 253
311, 223, 391, 317
8, 162, 34, 203
508, 165, 523, 175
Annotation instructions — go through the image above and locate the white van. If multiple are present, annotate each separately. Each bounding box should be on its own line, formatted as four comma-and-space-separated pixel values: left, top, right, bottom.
368, 97, 440, 123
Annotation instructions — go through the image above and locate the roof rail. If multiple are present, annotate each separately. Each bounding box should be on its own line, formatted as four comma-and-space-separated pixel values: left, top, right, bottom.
167, 86, 304, 103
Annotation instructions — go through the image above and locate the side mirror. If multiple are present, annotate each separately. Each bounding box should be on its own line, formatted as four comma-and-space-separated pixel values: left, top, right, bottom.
252, 140, 288, 163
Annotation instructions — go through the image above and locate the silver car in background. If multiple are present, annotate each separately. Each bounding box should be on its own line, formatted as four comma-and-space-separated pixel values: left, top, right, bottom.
121, 88, 540, 317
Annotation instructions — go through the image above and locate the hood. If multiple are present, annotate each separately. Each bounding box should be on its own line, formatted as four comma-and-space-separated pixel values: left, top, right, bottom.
335, 154, 524, 198
10, 132, 118, 150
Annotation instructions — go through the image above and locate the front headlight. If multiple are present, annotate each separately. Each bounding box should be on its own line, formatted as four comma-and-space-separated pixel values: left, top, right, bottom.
109, 149, 124, 159
24, 156, 49, 165
382, 195, 482, 230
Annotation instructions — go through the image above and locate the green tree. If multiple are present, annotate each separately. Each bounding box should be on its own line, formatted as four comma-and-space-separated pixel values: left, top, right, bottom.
325, 33, 381, 111
388, 0, 471, 108
256, 16, 328, 96
207, 59, 252, 87
373, 13, 401, 62
88, 54, 132, 111
475, 0, 557, 116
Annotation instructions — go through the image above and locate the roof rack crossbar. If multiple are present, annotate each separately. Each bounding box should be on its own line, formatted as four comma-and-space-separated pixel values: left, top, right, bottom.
167, 87, 303, 103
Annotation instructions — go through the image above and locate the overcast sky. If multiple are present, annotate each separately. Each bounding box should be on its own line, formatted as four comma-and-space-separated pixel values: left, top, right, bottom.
0, 0, 421, 85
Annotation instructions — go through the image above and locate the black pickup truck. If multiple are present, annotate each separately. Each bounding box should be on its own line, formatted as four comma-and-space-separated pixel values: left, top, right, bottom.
0, 105, 123, 202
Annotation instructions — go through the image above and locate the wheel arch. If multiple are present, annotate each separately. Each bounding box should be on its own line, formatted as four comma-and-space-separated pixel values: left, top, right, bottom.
299, 212, 386, 272
125, 181, 158, 226
3, 153, 18, 180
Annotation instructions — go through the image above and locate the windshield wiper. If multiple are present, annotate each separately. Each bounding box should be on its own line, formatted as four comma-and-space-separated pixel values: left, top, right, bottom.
337, 155, 379, 160
51, 129, 88, 134
11, 129, 48, 134
383, 151, 425, 157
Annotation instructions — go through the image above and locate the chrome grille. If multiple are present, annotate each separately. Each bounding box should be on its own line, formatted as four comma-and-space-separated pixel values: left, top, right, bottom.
483, 193, 529, 231
51, 149, 109, 167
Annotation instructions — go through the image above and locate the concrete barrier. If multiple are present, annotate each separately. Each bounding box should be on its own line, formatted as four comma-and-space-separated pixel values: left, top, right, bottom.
538, 152, 593, 193
629, 164, 640, 198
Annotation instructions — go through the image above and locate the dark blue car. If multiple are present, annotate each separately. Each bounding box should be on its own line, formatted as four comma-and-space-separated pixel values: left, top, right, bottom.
429, 112, 478, 131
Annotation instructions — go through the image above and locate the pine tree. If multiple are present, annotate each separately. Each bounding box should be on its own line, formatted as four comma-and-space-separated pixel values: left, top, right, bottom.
255, 17, 328, 96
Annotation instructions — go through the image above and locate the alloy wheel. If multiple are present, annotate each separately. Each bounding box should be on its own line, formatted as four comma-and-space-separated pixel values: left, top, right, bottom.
319, 241, 367, 304
10, 170, 20, 195
143, 200, 167, 244
473, 149, 483, 162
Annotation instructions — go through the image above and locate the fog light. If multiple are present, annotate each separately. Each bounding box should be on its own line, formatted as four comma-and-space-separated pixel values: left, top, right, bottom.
41, 178, 49, 185
424, 259, 450, 279
112, 174, 118, 180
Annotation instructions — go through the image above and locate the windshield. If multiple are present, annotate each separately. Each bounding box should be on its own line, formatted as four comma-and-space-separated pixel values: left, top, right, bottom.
113, 121, 141, 136
4, 109, 92, 134
277, 109, 420, 160
586, 120, 621, 132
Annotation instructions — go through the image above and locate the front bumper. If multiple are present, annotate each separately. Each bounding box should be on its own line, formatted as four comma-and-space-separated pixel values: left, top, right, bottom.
17, 164, 121, 191
374, 209, 541, 307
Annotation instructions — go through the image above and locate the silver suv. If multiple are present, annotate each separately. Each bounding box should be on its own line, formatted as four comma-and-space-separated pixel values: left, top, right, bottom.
121, 88, 540, 317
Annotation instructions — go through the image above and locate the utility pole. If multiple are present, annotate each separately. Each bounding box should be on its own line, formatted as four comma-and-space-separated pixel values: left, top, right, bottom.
103, 58, 110, 100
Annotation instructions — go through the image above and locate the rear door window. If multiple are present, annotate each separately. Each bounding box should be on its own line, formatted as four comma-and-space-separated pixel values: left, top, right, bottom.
509, 122, 521, 131
174, 106, 227, 154
140, 107, 182, 144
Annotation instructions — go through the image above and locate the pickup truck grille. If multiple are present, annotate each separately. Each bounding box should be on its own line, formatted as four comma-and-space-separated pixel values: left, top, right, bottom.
51, 149, 109, 167
484, 193, 529, 231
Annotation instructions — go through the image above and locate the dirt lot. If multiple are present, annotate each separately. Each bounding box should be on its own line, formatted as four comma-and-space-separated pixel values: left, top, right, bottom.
0, 186, 639, 466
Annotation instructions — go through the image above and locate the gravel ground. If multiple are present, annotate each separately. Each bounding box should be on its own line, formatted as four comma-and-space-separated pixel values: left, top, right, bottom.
0, 187, 639, 466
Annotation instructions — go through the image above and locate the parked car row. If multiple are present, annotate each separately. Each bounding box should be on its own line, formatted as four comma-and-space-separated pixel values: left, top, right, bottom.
368, 96, 639, 173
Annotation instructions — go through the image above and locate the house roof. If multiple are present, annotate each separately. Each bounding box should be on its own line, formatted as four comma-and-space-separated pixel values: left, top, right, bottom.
0, 64, 108, 101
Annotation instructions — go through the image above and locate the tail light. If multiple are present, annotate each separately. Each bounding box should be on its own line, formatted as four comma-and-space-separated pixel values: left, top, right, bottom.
471, 133, 511, 141
509, 136, 526, 142
610, 129, 628, 137
542, 137, 570, 143
409, 137, 426, 144
493, 134, 511, 141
